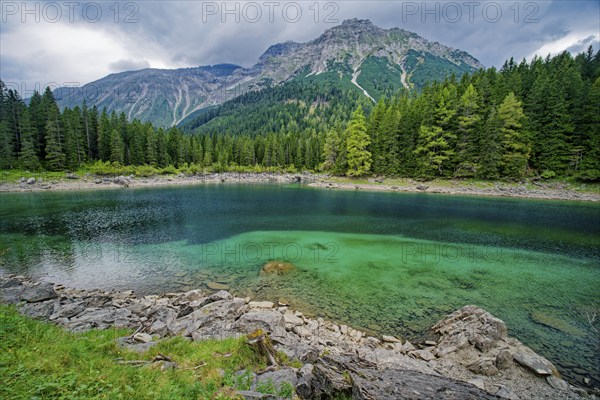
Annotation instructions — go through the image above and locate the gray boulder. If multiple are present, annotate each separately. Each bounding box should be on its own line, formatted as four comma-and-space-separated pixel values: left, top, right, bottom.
273, 336, 319, 363
431, 305, 508, 354
50, 301, 86, 319
171, 298, 246, 338
252, 368, 298, 392
19, 299, 56, 319
234, 310, 286, 338
20, 282, 57, 303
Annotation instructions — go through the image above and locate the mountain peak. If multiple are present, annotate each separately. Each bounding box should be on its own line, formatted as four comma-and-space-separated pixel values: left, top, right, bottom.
340, 18, 375, 27
327, 18, 382, 35
55, 19, 482, 127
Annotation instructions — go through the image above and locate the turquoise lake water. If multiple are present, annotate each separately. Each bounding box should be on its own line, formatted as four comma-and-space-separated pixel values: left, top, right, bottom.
0, 183, 598, 386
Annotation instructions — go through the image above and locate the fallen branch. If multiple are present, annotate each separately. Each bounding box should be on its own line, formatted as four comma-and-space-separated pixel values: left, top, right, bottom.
116, 360, 151, 366
129, 324, 144, 340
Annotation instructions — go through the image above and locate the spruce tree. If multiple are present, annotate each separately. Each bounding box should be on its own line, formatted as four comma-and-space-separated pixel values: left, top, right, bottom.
477, 108, 502, 179
18, 110, 40, 170
97, 111, 111, 161
414, 87, 457, 178
455, 84, 482, 177
578, 77, 600, 180
322, 128, 341, 172
377, 106, 400, 175
203, 136, 213, 166
368, 99, 387, 173
156, 129, 170, 167
44, 118, 66, 171
145, 126, 158, 166
109, 129, 125, 164
0, 120, 15, 169
345, 106, 371, 176
498, 92, 530, 179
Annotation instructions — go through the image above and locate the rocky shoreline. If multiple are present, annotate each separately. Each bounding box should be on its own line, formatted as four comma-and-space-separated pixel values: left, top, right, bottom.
310, 179, 600, 202
1, 172, 598, 202
1, 274, 596, 399
0, 172, 316, 193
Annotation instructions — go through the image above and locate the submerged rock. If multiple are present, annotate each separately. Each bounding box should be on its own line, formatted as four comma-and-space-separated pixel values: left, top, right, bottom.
530, 311, 585, 336
207, 282, 229, 290
260, 261, 296, 275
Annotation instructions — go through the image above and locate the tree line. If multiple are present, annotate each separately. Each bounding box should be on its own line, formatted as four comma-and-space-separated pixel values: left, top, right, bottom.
329, 48, 600, 180
1, 47, 598, 180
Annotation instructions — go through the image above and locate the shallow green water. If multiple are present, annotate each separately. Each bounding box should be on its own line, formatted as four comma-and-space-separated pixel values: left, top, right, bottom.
0, 183, 598, 386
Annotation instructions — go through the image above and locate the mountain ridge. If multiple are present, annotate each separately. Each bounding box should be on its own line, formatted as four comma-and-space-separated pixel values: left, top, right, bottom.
54, 18, 483, 127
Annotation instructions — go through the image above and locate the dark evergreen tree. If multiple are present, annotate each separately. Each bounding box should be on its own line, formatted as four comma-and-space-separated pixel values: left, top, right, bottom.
345, 106, 371, 176
109, 129, 125, 164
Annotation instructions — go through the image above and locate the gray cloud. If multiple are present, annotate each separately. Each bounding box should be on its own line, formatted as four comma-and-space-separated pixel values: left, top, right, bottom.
1, 0, 599, 89
108, 59, 151, 72
566, 35, 600, 55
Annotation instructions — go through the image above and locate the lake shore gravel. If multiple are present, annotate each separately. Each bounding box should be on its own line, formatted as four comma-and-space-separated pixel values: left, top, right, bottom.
1, 172, 598, 202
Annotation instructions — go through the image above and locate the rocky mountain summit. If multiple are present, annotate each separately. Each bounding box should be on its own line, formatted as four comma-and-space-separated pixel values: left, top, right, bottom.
54, 19, 482, 127
2, 274, 595, 399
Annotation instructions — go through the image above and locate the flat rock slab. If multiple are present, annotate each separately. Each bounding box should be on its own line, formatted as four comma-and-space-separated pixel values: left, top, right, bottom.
20, 282, 57, 303
248, 301, 275, 309
513, 352, 555, 376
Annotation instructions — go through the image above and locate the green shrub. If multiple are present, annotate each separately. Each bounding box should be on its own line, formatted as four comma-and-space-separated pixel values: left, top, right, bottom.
541, 170, 556, 179
576, 169, 600, 182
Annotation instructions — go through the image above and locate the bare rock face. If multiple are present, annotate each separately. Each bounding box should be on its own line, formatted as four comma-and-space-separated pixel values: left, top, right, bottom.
431, 305, 508, 355
260, 261, 296, 275
305, 355, 498, 400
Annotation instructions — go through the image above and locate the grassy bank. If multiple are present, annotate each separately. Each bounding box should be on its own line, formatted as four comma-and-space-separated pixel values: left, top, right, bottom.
0, 305, 298, 400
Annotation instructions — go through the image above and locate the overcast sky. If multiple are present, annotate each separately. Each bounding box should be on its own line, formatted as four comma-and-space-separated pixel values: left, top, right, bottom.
1, 0, 599, 94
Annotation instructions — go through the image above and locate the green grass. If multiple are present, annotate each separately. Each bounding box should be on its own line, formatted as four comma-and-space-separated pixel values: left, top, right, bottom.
0, 305, 296, 400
